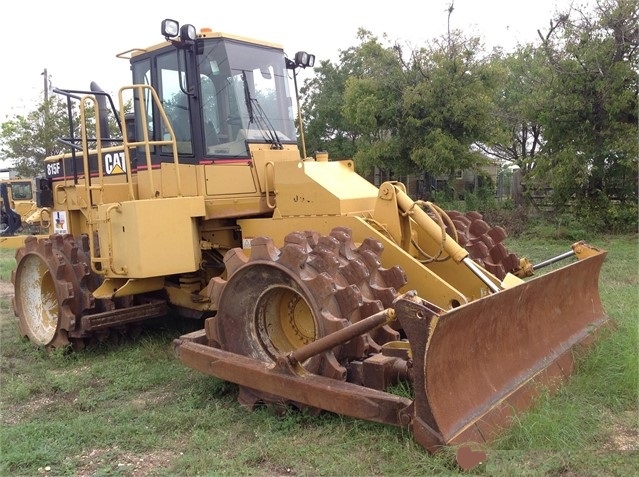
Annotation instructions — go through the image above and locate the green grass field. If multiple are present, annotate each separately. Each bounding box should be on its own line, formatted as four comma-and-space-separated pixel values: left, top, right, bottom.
0, 233, 637, 476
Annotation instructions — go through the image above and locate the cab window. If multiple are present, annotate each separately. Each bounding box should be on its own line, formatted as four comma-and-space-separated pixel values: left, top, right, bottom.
11, 182, 32, 200
158, 51, 193, 154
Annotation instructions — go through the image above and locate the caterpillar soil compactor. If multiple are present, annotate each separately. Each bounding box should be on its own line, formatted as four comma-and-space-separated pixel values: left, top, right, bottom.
1, 178, 51, 244
10, 19, 610, 454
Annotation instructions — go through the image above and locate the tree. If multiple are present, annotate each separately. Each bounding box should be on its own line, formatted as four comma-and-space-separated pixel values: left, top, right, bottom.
1, 93, 127, 178
341, 30, 412, 175
300, 58, 360, 160
398, 31, 505, 177
303, 27, 505, 180
301, 28, 400, 163
534, 0, 638, 216
0, 98, 71, 177
301, 1, 637, 232
483, 45, 550, 178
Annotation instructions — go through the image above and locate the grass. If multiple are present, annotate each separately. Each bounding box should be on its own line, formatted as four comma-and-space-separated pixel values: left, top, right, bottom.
0, 248, 15, 281
0, 231, 637, 476
497, 233, 638, 454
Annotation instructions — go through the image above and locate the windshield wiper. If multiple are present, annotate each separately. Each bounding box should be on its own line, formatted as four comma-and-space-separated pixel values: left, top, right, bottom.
250, 98, 283, 149
241, 71, 254, 123
242, 71, 282, 149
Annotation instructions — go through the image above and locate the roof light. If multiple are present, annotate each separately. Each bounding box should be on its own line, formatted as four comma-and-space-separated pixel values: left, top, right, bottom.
294, 51, 315, 68
161, 19, 197, 48
161, 19, 180, 39
180, 24, 197, 42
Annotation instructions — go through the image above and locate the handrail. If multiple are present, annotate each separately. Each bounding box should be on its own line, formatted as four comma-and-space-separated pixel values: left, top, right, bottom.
104, 203, 127, 275
264, 161, 276, 209
118, 85, 183, 200
80, 96, 105, 205
48, 84, 183, 279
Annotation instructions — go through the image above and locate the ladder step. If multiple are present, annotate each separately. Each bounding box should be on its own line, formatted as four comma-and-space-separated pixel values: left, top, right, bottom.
79, 299, 168, 331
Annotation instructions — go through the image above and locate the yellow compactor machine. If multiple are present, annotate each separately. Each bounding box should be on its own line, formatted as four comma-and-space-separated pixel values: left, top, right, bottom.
9, 20, 610, 453
0, 178, 50, 244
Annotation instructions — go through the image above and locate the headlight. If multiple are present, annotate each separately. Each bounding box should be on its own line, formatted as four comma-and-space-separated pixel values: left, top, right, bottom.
161, 19, 180, 39
294, 51, 315, 68
180, 24, 197, 42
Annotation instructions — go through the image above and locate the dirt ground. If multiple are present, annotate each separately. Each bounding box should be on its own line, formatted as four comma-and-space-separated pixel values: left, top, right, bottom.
0, 280, 14, 298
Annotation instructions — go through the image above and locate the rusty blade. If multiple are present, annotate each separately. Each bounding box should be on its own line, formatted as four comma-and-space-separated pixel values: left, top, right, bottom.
174, 339, 413, 427
421, 252, 610, 446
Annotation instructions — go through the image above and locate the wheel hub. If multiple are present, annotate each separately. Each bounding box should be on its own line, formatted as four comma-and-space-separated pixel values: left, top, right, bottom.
16, 255, 59, 346
255, 285, 316, 358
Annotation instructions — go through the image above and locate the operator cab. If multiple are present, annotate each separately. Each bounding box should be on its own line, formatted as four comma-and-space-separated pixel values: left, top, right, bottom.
44, 20, 315, 183
128, 19, 313, 164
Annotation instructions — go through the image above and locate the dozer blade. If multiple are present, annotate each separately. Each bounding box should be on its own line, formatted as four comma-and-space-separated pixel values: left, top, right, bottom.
401, 250, 611, 450
173, 248, 610, 455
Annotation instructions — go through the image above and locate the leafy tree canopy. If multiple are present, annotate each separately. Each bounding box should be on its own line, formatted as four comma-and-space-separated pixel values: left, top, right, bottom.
301, 0, 637, 229
0, 98, 71, 177
533, 0, 638, 206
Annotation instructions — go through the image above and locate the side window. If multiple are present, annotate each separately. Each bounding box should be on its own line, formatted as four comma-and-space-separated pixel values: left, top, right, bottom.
131, 59, 153, 148
158, 52, 192, 154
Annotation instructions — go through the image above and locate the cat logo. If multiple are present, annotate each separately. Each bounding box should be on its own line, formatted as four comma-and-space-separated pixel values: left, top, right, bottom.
104, 152, 127, 175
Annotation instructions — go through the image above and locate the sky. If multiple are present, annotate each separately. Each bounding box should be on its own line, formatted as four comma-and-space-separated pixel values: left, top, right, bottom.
2, 0, 591, 122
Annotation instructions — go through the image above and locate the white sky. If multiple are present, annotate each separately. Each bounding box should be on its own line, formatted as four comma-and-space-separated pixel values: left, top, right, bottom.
2, 0, 589, 121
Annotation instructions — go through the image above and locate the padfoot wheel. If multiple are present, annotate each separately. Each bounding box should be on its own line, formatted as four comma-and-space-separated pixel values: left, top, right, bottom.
208, 227, 407, 405
445, 210, 520, 280
12, 234, 97, 349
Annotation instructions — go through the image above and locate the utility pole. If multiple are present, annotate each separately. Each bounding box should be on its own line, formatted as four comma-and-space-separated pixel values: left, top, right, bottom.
42, 68, 49, 102
42, 68, 50, 159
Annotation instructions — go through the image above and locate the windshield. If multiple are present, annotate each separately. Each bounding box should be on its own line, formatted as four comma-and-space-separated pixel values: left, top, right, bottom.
197, 39, 297, 157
